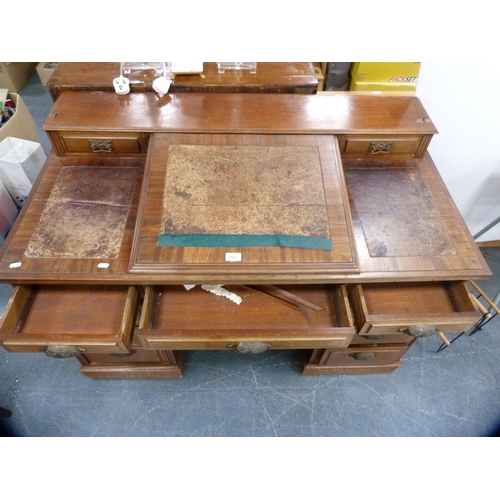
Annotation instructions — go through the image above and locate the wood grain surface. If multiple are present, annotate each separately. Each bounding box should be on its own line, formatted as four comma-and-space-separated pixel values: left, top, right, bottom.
130, 133, 359, 277
43, 92, 438, 139
47, 62, 318, 101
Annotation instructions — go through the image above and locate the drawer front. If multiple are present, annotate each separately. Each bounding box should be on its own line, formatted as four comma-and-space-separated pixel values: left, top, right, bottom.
48, 131, 149, 157
339, 134, 431, 158
0, 285, 138, 355
138, 284, 355, 351
78, 349, 184, 379
349, 332, 414, 346
348, 282, 481, 339
318, 345, 410, 367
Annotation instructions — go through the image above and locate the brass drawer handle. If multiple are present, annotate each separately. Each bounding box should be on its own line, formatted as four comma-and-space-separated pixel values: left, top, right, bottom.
111, 349, 137, 358
40, 345, 86, 358
350, 352, 377, 361
361, 334, 387, 340
228, 342, 271, 354
89, 139, 114, 153
369, 141, 393, 154
399, 325, 450, 345
398, 324, 438, 338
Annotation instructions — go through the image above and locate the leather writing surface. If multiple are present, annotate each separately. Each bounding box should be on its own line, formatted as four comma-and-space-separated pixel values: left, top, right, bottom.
346, 167, 456, 258
159, 144, 332, 250
130, 133, 359, 277
25, 166, 138, 259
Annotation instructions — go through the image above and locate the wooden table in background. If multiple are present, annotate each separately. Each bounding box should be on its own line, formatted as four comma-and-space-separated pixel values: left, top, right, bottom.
47, 62, 319, 101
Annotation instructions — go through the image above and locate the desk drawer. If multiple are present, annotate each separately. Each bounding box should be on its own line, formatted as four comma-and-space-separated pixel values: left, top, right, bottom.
48, 131, 149, 157
0, 285, 139, 355
318, 345, 411, 367
348, 282, 481, 339
339, 134, 431, 158
138, 284, 355, 351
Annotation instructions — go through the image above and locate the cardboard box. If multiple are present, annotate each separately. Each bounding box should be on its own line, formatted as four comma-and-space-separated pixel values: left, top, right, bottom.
0, 62, 37, 92
36, 62, 58, 86
350, 62, 420, 85
0, 178, 18, 240
313, 65, 325, 91
0, 92, 40, 143
0, 137, 47, 207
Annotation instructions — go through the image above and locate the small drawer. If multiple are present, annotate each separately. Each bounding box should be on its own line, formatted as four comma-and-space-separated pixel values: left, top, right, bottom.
48, 131, 149, 157
138, 284, 355, 351
348, 281, 481, 339
318, 345, 411, 367
0, 285, 139, 355
339, 134, 430, 158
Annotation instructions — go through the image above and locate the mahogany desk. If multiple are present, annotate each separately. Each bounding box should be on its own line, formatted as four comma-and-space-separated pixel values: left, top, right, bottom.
47, 63, 319, 101
0, 92, 490, 378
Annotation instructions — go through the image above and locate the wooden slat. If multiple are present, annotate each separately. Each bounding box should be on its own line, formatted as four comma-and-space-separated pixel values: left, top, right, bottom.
43, 91, 438, 137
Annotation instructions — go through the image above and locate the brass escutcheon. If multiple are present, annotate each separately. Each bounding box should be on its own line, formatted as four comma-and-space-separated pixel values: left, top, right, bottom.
40, 345, 86, 358
228, 342, 271, 354
349, 351, 377, 361
110, 350, 137, 358
89, 139, 114, 153
398, 324, 439, 338
369, 141, 393, 154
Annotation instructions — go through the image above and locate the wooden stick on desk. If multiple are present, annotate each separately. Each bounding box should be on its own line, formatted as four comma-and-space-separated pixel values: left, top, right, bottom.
239, 285, 301, 311
264, 285, 324, 311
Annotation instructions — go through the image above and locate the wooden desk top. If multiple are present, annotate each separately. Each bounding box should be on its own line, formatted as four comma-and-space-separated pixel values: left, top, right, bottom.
0, 147, 490, 285
0, 92, 488, 284
43, 92, 439, 137
47, 62, 319, 101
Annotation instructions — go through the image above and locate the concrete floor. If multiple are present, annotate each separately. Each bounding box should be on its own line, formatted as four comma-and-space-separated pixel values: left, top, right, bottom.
1, 73, 500, 437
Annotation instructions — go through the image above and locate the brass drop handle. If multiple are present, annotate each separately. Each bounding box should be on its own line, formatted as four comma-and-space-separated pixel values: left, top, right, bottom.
350, 352, 377, 361
369, 141, 393, 154
89, 139, 114, 153
228, 342, 271, 354
111, 349, 137, 358
40, 345, 86, 358
398, 325, 450, 346
361, 334, 387, 340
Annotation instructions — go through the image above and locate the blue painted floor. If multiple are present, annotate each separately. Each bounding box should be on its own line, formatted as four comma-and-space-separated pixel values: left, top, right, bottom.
1, 73, 499, 437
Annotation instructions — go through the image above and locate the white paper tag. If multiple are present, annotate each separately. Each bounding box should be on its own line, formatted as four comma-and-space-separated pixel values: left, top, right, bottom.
97, 263, 110, 268
225, 252, 242, 262
9, 262, 22, 268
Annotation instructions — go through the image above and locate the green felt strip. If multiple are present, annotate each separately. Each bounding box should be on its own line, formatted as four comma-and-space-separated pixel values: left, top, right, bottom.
158, 233, 332, 250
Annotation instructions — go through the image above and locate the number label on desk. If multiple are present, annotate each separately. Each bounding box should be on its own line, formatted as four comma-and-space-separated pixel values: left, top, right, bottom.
225, 252, 242, 262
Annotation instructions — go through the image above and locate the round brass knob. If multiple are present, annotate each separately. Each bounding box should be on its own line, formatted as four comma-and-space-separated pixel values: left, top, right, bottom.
111, 350, 137, 358
349, 351, 377, 361
228, 342, 271, 354
361, 334, 387, 340
398, 324, 439, 338
398, 325, 450, 346
40, 345, 86, 358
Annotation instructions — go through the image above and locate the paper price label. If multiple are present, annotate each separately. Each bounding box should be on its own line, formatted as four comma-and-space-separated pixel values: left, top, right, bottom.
225, 252, 242, 262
